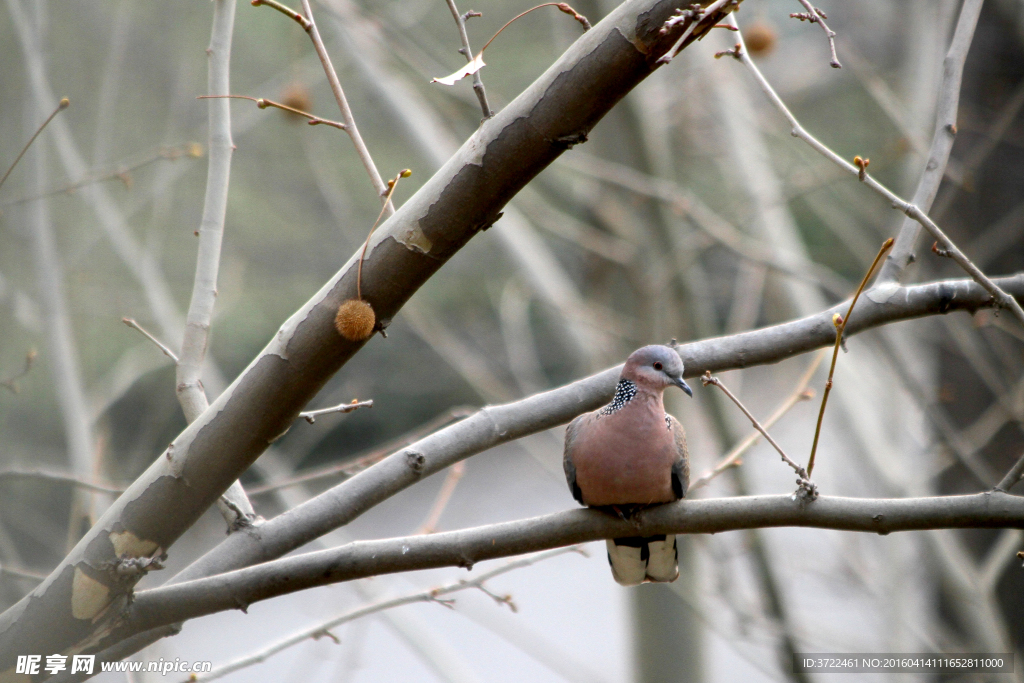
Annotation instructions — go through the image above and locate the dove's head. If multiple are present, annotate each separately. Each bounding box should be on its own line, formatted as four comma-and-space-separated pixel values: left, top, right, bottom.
622, 345, 692, 396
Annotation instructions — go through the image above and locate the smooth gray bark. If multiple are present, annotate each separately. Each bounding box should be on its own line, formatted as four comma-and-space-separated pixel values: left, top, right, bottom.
0, 0, 734, 669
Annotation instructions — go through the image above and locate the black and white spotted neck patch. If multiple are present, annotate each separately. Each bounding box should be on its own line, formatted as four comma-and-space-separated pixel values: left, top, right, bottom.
599, 379, 637, 415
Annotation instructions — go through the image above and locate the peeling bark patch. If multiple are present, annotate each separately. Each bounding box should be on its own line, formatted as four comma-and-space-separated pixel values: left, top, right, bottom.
71, 568, 110, 621
866, 281, 900, 304
395, 222, 433, 255
108, 530, 159, 559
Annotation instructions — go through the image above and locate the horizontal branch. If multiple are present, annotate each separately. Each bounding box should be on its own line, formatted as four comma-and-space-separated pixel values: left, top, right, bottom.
125, 492, 1024, 633
0, 0, 735, 665
58, 271, 1024, 677
187, 547, 580, 683
146, 273, 1024, 596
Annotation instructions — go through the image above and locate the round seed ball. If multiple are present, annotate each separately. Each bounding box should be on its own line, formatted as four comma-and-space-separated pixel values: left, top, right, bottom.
744, 22, 776, 55
335, 299, 376, 341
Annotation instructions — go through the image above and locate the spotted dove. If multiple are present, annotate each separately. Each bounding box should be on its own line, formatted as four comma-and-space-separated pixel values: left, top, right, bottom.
563, 345, 691, 585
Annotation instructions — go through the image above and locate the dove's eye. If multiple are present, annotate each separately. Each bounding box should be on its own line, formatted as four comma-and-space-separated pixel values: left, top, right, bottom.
653, 362, 663, 371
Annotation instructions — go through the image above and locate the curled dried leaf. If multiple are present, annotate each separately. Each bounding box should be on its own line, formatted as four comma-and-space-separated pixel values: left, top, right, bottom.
432, 53, 486, 86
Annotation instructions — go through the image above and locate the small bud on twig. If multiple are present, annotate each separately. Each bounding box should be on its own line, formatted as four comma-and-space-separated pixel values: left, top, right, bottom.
853, 155, 870, 181
714, 44, 742, 60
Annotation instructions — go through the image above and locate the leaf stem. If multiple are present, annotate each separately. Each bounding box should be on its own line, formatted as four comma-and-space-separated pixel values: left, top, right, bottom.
806, 237, 894, 476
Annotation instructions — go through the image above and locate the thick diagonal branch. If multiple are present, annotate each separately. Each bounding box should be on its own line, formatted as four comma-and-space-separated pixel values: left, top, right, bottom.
0, 0, 737, 667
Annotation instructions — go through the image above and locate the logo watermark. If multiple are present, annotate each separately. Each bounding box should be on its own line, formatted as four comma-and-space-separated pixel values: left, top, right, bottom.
16, 655, 213, 676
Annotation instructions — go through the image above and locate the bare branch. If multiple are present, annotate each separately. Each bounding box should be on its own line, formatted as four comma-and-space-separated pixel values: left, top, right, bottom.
931, 78, 1024, 220
0, 562, 46, 583
1, 0, 1015, 662
183, 547, 581, 683
689, 352, 822, 492
121, 318, 178, 363
700, 372, 817, 500
123, 493, 1024, 634
790, 1, 840, 68
178, 0, 236, 424
656, 0, 733, 65
995, 450, 1024, 493
180, 0, 258, 530
299, 399, 373, 424
728, 13, 1024, 330
443, 0, 492, 119
557, 153, 852, 298
0, 470, 124, 495
879, 0, 983, 282
807, 238, 893, 476
0, 143, 203, 210
297, 0, 394, 215
250, 0, 310, 29
418, 462, 466, 535
42, 272, 1024, 675
0, 97, 68, 193
144, 273, 1024, 596
433, 3, 591, 86
197, 94, 345, 129
246, 407, 473, 495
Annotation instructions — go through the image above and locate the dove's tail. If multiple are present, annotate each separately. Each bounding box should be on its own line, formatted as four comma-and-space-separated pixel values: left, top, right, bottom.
606, 534, 679, 586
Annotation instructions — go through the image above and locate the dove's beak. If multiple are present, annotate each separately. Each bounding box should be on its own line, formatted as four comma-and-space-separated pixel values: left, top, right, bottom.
673, 376, 693, 397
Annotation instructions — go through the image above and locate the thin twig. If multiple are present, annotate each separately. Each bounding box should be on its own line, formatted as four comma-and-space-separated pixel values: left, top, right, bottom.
357, 170, 410, 300
443, 0, 492, 119
297, 0, 394, 215
0, 562, 46, 582
790, 0, 840, 68
180, 547, 584, 683
656, 0, 732, 65
0, 349, 36, 394
417, 462, 466, 534
197, 95, 346, 130
250, 0, 310, 29
806, 238, 893, 476
478, 3, 589, 54
0, 97, 68, 193
700, 372, 817, 500
299, 399, 373, 424
246, 406, 474, 495
0, 470, 125, 495
0, 143, 202, 210
122, 318, 178, 363
689, 351, 823, 491
432, 2, 590, 85
995, 450, 1024, 493
728, 14, 1024, 331
557, 154, 852, 297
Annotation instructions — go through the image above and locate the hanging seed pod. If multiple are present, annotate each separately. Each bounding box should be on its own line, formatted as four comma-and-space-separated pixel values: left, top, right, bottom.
335, 299, 376, 341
